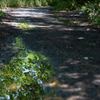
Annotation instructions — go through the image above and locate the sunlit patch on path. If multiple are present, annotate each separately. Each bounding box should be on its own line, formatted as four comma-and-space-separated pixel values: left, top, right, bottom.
1, 6, 100, 100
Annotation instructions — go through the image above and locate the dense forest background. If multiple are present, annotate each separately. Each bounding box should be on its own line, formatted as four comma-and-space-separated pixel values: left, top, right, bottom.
0, 0, 100, 26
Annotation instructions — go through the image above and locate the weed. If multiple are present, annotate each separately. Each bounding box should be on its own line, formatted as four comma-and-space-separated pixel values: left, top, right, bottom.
0, 50, 53, 99
18, 22, 36, 30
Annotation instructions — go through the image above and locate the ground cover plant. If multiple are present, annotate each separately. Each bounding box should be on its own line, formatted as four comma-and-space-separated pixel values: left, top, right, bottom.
18, 22, 36, 30
83, 0, 100, 26
0, 37, 53, 99
0, 50, 53, 99
0, 0, 100, 99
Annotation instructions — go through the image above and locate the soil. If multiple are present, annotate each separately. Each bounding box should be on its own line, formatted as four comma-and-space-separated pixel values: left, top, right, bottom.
0, 7, 100, 100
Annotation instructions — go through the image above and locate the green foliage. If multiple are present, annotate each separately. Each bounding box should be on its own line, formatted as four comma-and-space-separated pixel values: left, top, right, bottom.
0, 0, 53, 8
0, 10, 7, 17
12, 37, 25, 49
53, 0, 100, 26
34, 0, 42, 6
7, 0, 19, 7
0, 50, 53, 99
18, 22, 36, 30
24, 0, 35, 7
53, 0, 68, 11
0, 0, 99, 27
53, 0, 81, 11
37, 0, 48, 6
0, 32, 53, 99
84, 0, 100, 26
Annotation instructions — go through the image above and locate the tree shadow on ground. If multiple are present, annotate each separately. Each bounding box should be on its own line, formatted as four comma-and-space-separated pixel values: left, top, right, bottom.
18, 16, 100, 99
0, 7, 100, 100
0, 14, 22, 68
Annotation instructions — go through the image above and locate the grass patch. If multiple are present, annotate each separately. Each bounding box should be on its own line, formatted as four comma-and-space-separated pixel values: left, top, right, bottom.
18, 22, 36, 30
83, 1, 100, 26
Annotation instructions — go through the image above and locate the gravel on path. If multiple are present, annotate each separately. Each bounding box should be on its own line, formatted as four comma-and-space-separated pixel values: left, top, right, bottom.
1, 7, 100, 100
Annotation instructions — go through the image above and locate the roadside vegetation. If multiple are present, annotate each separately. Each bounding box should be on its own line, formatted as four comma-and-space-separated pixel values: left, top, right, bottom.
53, 0, 100, 26
0, 0, 100, 99
18, 22, 36, 30
0, 10, 6, 18
0, 0, 100, 26
0, 37, 53, 99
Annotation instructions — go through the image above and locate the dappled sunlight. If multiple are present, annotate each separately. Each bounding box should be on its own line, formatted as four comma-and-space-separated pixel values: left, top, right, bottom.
43, 81, 58, 87
67, 95, 87, 100
2, 7, 54, 17
92, 75, 100, 86
58, 84, 69, 88
54, 57, 100, 99
2, 21, 19, 27
2, 7, 98, 32
56, 17, 93, 27
92, 79, 100, 86
66, 73, 81, 79
64, 58, 81, 65
53, 11, 83, 17
2, 20, 57, 29
0, 6, 100, 99
62, 87, 84, 92
6, 45, 19, 49
42, 74, 90, 99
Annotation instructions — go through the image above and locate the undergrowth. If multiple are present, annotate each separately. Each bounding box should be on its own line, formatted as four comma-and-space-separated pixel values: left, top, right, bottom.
0, 0, 54, 8
83, 0, 100, 26
0, 36, 53, 99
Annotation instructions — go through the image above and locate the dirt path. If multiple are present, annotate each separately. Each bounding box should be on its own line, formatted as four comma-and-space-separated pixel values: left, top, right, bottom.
1, 7, 100, 100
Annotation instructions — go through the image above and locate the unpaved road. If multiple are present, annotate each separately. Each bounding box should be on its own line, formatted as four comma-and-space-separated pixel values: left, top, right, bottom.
1, 7, 100, 100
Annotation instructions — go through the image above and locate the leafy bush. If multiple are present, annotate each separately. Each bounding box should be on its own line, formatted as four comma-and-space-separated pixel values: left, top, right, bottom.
0, 35, 53, 99
0, 50, 53, 99
18, 22, 36, 30
53, 0, 80, 11
84, 0, 100, 25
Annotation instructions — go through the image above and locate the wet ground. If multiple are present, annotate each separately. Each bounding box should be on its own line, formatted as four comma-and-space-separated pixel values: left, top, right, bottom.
0, 7, 100, 100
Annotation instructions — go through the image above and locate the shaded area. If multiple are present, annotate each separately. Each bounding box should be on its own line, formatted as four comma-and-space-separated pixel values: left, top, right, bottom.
0, 14, 22, 68
0, 7, 100, 100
